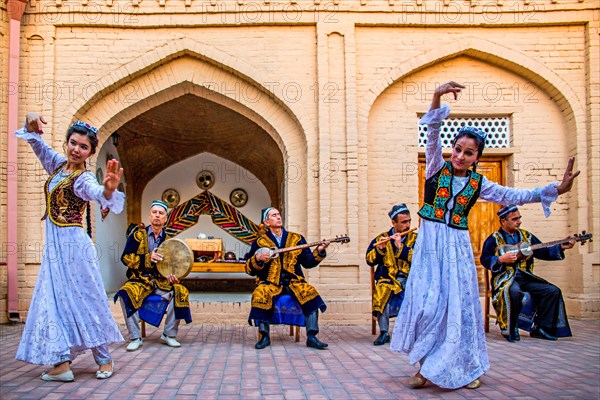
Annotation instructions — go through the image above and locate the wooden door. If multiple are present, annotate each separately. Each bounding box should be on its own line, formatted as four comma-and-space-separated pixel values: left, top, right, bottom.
418, 158, 504, 293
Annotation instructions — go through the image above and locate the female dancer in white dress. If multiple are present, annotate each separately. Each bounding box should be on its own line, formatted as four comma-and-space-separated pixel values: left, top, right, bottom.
15, 113, 125, 381
390, 81, 579, 389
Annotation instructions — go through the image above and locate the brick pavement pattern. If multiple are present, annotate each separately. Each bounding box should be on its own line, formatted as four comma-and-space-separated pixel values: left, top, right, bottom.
0, 320, 598, 399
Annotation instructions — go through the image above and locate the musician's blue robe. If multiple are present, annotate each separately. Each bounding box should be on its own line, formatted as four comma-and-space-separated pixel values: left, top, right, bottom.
245, 229, 327, 324
480, 228, 571, 337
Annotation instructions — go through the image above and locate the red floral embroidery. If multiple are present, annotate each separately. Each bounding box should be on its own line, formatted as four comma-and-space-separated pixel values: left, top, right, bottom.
453, 215, 462, 224
470, 179, 478, 188
456, 195, 469, 206
435, 208, 444, 218
443, 169, 451, 176
437, 188, 449, 198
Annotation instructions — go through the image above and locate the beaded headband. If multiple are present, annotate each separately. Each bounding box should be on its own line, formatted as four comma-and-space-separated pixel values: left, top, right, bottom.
71, 120, 98, 135
457, 126, 486, 143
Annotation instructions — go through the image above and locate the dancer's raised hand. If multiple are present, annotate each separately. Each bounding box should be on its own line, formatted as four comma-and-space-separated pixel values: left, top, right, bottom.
25, 112, 47, 134
556, 156, 580, 195
431, 81, 466, 109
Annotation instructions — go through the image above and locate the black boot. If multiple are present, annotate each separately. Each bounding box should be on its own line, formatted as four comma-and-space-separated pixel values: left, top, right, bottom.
503, 333, 517, 343
255, 334, 271, 349
530, 327, 557, 341
306, 334, 328, 349
512, 327, 520, 341
373, 331, 390, 346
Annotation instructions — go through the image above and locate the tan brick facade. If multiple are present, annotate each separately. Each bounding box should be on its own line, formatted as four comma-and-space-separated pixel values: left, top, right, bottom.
1, 1, 598, 324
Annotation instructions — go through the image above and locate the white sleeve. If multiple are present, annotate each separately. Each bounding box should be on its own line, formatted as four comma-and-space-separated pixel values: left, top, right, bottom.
420, 105, 451, 179
73, 172, 125, 214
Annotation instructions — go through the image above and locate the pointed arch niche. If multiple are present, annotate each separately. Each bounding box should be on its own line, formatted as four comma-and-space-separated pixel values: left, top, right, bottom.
74, 50, 310, 291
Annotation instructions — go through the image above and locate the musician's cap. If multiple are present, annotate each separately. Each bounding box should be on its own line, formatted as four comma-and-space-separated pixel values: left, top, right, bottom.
261, 207, 275, 222
389, 203, 410, 220
498, 204, 518, 219
151, 200, 169, 212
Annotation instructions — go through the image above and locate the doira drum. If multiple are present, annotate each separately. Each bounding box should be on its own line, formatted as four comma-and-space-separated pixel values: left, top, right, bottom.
156, 238, 194, 280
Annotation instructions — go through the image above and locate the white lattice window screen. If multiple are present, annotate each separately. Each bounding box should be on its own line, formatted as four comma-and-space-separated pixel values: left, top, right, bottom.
418, 117, 511, 148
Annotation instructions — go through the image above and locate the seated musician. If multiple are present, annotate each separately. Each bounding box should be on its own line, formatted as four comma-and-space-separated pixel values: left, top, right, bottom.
245, 207, 330, 350
480, 205, 574, 342
114, 200, 191, 351
365, 204, 417, 346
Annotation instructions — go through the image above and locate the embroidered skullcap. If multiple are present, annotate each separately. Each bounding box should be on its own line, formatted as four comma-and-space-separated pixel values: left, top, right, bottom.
261, 207, 275, 222
151, 200, 169, 212
389, 203, 410, 220
458, 125, 487, 143
497, 204, 518, 219
70, 120, 98, 135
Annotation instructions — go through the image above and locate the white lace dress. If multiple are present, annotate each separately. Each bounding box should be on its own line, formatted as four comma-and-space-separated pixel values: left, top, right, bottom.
389, 105, 559, 389
15, 129, 125, 365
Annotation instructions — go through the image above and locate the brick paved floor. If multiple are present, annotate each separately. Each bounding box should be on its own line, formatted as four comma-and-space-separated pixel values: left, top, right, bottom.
1, 319, 598, 399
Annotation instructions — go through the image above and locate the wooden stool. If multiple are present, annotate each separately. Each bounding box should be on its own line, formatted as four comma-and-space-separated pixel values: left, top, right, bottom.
483, 268, 496, 332
370, 265, 376, 335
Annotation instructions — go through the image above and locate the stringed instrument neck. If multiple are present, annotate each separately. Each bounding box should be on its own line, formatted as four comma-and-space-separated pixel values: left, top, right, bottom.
497, 231, 593, 260
529, 237, 579, 251
271, 235, 350, 255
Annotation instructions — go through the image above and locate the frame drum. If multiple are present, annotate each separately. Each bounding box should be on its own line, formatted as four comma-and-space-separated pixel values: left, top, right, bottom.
156, 239, 194, 280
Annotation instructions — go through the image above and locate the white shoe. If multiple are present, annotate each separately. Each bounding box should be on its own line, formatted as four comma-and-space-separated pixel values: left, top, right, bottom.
41, 370, 75, 382
160, 334, 181, 348
126, 338, 143, 352
96, 360, 114, 380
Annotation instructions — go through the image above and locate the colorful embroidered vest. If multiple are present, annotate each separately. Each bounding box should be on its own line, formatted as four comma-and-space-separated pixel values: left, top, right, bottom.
42, 163, 87, 228
492, 229, 534, 273
418, 161, 482, 230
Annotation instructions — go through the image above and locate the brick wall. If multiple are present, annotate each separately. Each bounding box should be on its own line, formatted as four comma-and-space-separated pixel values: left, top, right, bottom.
0, 0, 598, 324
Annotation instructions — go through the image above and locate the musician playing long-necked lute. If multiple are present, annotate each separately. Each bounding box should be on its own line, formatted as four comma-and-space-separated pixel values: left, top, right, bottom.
480, 205, 591, 342
245, 207, 349, 350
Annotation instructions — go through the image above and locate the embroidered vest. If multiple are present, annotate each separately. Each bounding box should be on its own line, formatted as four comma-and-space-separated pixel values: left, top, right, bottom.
418, 161, 482, 230
492, 229, 534, 273
42, 163, 87, 228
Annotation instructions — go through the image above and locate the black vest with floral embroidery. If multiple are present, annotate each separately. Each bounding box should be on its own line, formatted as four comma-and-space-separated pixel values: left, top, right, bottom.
418, 161, 482, 230
42, 162, 87, 228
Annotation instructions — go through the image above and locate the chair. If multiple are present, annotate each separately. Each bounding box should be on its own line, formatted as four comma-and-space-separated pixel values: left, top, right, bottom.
484, 268, 536, 333
483, 268, 496, 332
370, 266, 404, 335
138, 294, 169, 338
370, 265, 376, 335
256, 293, 303, 342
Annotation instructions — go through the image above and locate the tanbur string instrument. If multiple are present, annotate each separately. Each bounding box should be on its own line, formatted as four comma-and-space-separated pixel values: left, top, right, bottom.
496, 231, 593, 261
255, 235, 350, 259
373, 228, 417, 247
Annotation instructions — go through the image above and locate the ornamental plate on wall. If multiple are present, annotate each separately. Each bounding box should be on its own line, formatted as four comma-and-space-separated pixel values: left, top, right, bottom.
162, 188, 180, 208
229, 188, 248, 207
196, 170, 215, 190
